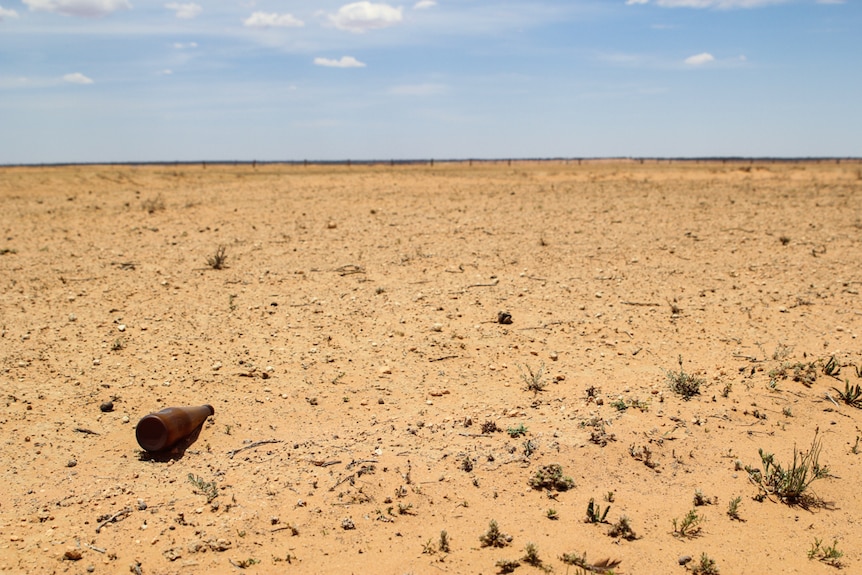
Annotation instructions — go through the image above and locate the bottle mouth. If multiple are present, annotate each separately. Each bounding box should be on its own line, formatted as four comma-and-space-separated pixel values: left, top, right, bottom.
136, 415, 168, 452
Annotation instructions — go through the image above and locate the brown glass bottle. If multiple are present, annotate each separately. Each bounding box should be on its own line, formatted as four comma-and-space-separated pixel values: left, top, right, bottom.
135, 405, 214, 452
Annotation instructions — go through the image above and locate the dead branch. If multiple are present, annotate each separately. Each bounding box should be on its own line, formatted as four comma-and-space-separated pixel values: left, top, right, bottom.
227, 439, 283, 459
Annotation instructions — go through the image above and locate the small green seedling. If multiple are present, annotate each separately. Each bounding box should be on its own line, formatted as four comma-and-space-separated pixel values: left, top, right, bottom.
672, 509, 702, 538
585, 498, 610, 524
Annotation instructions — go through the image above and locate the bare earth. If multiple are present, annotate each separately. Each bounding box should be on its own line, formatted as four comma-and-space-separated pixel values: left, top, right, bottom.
1, 160, 861, 575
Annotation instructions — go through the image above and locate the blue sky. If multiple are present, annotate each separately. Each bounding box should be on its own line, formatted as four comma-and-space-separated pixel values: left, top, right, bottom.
0, 0, 859, 163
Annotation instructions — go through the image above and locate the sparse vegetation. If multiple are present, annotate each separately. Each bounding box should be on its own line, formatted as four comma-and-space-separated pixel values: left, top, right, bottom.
522, 543, 542, 567
823, 356, 841, 377
480, 520, 511, 548
585, 498, 610, 524
507, 424, 528, 438
672, 509, 702, 538
727, 496, 743, 521
688, 552, 719, 575
667, 356, 703, 400
439, 530, 450, 553
745, 431, 828, 504
769, 361, 817, 387
142, 194, 165, 214
528, 464, 574, 492
808, 538, 843, 568
559, 552, 621, 574
519, 363, 547, 393
693, 489, 714, 507
482, 420, 501, 434
608, 515, 637, 540
495, 559, 520, 573
206, 245, 228, 270
546, 508, 558, 520
832, 380, 862, 408
187, 473, 218, 503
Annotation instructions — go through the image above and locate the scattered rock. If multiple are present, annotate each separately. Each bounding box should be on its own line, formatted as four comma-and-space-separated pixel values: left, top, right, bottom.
64, 547, 82, 561
679, 555, 692, 566
342, 517, 356, 530
99, 400, 114, 412
66, 459, 77, 468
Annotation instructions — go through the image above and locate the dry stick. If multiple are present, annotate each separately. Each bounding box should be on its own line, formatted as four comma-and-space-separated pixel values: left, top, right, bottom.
621, 301, 661, 307
84, 542, 106, 553
95, 507, 132, 533
429, 355, 458, 362
74, 428, 99, 435
825, 392, 841, 409
309, 460, 342, 467
227, 439, 283, 459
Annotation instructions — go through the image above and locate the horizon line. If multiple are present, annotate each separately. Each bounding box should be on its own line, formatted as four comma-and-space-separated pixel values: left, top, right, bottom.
2, 156, 861, 169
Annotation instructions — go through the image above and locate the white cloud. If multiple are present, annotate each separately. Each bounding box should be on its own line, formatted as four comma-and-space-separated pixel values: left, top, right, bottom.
654, 0, 788, 7
243, 11, 304, 28
161, 69, 173, 75
816, 0, 845, 3
173, 41, 198, 48
329, 2, 402, 33
63, 72, 94, 84
414, 0, 437, 8
23, 0, 131, 18
0, 5, 19, 20
314, 56, 366, 68
684, 52, 714, 65
625, 0, 649, 4
165, 2, 201, 19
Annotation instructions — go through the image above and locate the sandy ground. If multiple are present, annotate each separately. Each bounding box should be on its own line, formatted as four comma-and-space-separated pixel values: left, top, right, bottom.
1, 159, 862, 575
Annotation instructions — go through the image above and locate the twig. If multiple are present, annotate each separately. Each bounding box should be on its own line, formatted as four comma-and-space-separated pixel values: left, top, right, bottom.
84, 542, 106, 553
346, 459, 378, 469
227, 439, 283, 459
74, 428, 99, 435
621, 301, 661, 307
466, 279, 499, 288
330, 473, 357, 491
95, 507, 132, 533
825, 393, 841, 409
309, 460, 341, 467
429, 355, 458, 362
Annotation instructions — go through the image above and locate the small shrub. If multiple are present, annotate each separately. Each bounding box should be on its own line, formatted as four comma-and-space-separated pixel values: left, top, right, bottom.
519, 363, 547, 393
693, 489, 714, 507
607, 516, 637, 540
480, 520, 511, 548
187, 473, 218, 503
206, 245, 228, 270
495, 559, 520, 573
689, 553, 719, 575
439, 530, 450, 553
585, 498, 610, 524
142, 194, 165, 214
507, 424, 528, 438
808, 538, 843, 568
522, 543, 542, 567
823, 356, 841, 377
546, 508, 558, 520
559, 552, 621, 574
528, 464, 574, 492
672, 509, 702, 538
482, 420, 500, 434
727, 496, 743, 521
745, 431, 828, 504
667, 356, 703, 400
832, 380, 862, 408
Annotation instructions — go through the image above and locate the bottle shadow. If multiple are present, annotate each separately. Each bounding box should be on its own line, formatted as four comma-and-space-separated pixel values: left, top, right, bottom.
137, 422, 206, 462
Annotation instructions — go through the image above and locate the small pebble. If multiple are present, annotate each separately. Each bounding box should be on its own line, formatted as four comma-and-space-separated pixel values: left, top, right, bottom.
679, 556, 692, 566
68, 313, 77, 322
99, 401, 114, 413
137, 499, 147, 511
122, 415, 130, 423
64, 547, 82, 561
117, 324, 126, 332
66, 459, 77, 468
431, 323, 443, 332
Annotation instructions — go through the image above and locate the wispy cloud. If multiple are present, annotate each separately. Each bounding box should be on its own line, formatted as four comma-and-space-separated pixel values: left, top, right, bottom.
631, 0, 789, 7
23, 0, 131, 18
0, 5, 19, 20
329, 2, 403, 33
63, 72, 94, 84
414, 0, 437, 9
314, 56, 366, 68
173, 41, 197, 49
165, 2, 201, 19
684, 52, 715, 65
243, 12, 304, 29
